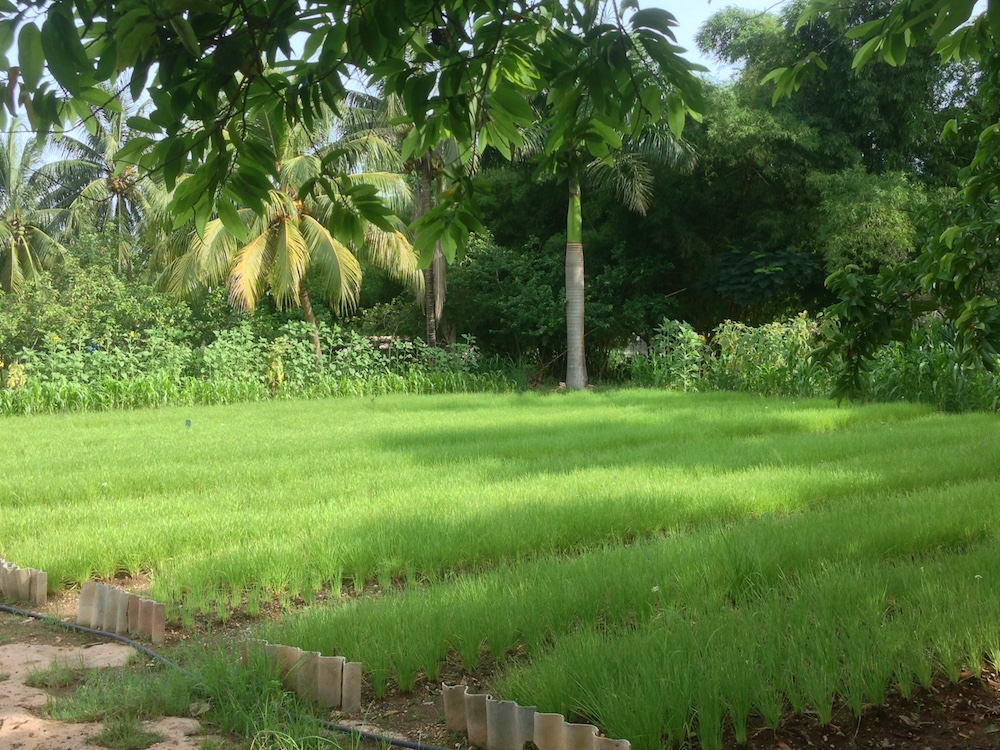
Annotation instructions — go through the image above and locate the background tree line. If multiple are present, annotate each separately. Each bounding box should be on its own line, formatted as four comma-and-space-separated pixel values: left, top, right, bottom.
0, 0, 996, 390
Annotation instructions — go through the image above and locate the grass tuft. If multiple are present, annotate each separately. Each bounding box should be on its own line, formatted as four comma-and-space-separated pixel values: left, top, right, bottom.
86, 716, 165, 750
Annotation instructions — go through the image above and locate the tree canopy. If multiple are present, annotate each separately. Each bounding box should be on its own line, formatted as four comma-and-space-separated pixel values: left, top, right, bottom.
0, 0, 704, 262
765, 0, 1000, 393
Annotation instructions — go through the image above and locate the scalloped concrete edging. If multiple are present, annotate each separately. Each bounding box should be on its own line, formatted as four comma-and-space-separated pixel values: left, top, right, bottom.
260, 640, 363, 714
73, 582, 364, 715
0, 560, 48, 607
77, 581, 166, 644
443, 683, 631, 750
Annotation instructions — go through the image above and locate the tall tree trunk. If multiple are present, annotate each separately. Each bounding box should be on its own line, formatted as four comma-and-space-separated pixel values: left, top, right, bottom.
419, 153, 438, 347
116, 206, 133, 283
565, 166, 587, 390
299, 277, 323, 365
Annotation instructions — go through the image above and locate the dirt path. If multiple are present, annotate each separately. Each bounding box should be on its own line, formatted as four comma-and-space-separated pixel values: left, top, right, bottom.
0, 598, 216, 750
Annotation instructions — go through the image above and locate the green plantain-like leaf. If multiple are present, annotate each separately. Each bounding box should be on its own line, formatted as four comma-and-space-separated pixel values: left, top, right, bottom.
217, 196, 249, 243
17, 24, 43, 90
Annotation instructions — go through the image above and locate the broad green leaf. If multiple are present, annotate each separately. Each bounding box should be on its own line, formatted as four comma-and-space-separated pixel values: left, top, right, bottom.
114, 136, 155, 168
403, 72, 436, 125
940, 118, 959, 141
17, 24, 43, 90
852, 36, 881, 69
666, 92, 686, 139
884, 33, 908, 66
194, 196, 212, 238
587, 118, 623, 149
79, 87, 121, 111
40, 5, 89, 95
0, 20, 15, 56
490, 85, 534, 125
127, 116, 161, 134
169, 16, 201, 58
630, 8, 678, 38
218, 198, 248, 243
760, 67, 788, 86
845, 19, 884, 39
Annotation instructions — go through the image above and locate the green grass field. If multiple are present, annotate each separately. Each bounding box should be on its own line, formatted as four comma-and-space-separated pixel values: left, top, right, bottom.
3, 390, 1000, 748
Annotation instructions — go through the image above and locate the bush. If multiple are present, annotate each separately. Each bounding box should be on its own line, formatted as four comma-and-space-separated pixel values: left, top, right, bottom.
709, 313, 832, 398
630, 312, 998, 412
868, 317, 1000, 413
627, 320, 708, 391
0, 318, 512, 416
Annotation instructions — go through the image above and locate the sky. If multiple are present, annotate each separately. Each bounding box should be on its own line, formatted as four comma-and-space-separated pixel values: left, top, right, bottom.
643, 0, 989, 78
646, 0, 792, 78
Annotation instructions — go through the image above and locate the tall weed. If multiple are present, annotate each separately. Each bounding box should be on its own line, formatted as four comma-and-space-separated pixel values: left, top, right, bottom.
0, 323, 511, 415
631, 312, 998, 411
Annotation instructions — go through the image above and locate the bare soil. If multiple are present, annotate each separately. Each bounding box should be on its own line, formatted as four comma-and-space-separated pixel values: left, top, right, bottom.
0, 592, 221, 750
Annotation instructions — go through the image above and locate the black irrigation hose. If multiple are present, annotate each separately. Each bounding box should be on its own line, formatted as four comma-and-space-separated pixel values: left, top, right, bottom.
0, 601, 453, 750
0, 602, 187, 674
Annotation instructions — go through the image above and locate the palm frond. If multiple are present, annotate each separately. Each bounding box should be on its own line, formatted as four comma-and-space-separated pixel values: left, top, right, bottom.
22, 225, 66, 266
333, 134, 404, 173
353, 171, 412, 214
228, 227, 277, 312
357, 226, 421, 289
628, 125, 697, 173
268, 218, 310, 310
157, 219, 239, 297
299, 214, 362, 315
585, 152, 655, 215
279, 155, 322, 192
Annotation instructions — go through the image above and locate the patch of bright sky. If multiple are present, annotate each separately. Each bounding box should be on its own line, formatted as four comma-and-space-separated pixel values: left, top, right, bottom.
647, 0, 987, 79
644, 1, 792, 79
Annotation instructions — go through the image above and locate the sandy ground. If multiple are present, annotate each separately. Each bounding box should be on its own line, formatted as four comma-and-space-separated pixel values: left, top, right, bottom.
0, 586, 222, 750
0, 639, 214, 750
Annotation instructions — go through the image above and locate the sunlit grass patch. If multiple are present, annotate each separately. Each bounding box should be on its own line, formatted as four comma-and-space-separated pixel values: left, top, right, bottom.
2, 390, 953, 610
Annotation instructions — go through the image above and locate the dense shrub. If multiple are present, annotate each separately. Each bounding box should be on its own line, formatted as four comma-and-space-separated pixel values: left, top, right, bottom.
0, 242, 193, 363
709, 313, 832, 398
628, 313, 999, 412
625, 319, 709, 391
0, 320, 513, 416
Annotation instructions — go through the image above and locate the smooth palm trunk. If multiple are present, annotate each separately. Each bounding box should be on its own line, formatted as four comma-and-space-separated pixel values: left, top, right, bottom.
565, 169, 587, 389
419, 154, 440, 347
299, 278, 323, 365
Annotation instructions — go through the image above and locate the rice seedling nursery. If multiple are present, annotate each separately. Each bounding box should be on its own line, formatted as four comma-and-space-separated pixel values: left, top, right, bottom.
4, 390, 1000, 749
2, 0, 1000, 746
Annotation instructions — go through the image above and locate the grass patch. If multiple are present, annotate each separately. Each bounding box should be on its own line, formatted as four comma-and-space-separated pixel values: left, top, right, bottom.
25, 658, 86, 690
43, 660, 193, 723
0, 390, 970, 614
86, 716, 164, 750
35, 643, 344, 749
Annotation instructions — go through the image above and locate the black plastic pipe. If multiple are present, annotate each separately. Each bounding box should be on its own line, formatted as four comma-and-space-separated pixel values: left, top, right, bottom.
0, 601, 453, 750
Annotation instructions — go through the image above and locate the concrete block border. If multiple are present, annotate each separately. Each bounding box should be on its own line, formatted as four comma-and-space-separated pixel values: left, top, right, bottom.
259, 640, 362, 714
443, 683, 631, 750
0, 560, 47, 607
72, 584, 363, 715
77, 582, 166, 644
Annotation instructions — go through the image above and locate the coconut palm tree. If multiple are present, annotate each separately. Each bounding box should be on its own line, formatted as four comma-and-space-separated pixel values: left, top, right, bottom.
342, 90, 453, 346
155, 107, 419, 361
38, 97, 166, 282
0, 126, 65, 294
